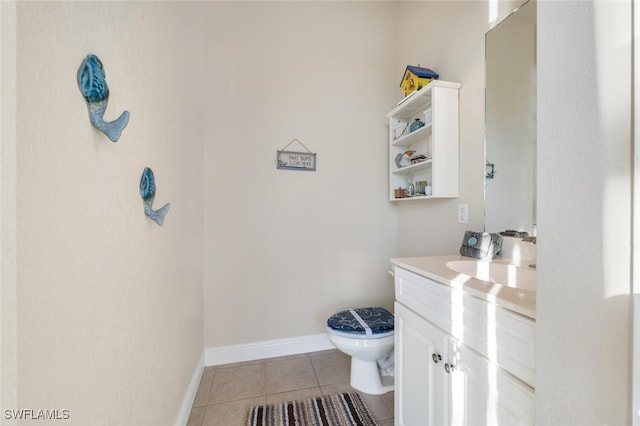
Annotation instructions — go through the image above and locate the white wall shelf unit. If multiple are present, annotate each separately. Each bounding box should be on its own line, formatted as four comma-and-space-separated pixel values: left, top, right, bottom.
387, 80, 461, 201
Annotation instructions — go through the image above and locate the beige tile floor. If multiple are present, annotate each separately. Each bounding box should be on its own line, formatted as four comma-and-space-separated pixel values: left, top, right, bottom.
187, 349, 394, 426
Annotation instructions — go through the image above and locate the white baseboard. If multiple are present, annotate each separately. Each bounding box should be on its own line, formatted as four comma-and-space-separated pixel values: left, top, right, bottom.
205, 333, 335, 366
175, 352, 205, 426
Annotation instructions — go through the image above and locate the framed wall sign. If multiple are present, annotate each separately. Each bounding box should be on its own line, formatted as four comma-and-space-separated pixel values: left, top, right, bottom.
276, 139, 316, 171
277, 150, 316, 171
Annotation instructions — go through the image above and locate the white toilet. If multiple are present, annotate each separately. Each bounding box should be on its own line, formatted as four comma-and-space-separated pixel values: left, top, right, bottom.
326, 307, 394, 395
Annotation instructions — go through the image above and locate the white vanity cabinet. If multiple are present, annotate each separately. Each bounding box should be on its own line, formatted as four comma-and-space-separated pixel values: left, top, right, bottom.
393, 265, 536, 425
387, 81, 460, 201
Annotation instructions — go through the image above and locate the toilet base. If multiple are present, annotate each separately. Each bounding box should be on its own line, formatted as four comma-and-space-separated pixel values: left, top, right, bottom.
350, 358, 394, 395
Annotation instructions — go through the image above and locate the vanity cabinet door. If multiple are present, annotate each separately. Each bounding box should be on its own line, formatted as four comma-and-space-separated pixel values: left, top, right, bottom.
447, 339, 535, 426
394, 302, 447, 426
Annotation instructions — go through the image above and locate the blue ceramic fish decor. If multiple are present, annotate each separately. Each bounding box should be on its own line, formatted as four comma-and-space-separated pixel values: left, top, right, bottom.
139, 167, 171, 226
77, 54, 129, 142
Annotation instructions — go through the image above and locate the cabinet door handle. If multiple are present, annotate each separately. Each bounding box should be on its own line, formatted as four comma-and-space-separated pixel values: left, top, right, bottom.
432, 353, 442, 364
444, 363, 455, 374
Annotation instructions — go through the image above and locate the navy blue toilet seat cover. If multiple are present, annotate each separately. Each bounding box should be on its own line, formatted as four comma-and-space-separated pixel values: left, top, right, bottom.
327, 307, 394, 336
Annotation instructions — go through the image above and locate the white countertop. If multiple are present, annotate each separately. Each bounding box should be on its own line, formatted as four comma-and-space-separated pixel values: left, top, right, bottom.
391, 255, 536, 319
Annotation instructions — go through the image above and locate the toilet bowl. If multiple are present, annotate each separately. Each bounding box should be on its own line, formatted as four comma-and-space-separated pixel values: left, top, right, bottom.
326, 307, 394, 395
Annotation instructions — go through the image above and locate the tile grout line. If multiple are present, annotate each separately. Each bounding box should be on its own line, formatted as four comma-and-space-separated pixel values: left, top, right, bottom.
307, 352, 323, 393
263, 359, 267, 402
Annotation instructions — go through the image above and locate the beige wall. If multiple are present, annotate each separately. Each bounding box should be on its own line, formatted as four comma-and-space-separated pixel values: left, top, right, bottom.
5, 2, 205, 424
202, 2, 399, 348
537, 0, 632, 423
200, 0, 526, 350
393, 1, 494, 257
1, 1, 18, 418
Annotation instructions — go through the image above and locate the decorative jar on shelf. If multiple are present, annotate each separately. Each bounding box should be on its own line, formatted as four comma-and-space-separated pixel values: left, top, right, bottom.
409, 118, 425, 133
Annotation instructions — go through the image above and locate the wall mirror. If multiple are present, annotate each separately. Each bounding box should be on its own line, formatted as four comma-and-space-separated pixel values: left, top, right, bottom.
484, 0, 536, 235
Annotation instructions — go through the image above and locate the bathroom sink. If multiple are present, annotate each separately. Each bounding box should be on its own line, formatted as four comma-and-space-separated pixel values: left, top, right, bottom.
445, 260, 536, 291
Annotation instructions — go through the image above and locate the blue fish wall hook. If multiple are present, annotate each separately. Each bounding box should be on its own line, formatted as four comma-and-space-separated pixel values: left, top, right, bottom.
140, 167, 171, 226
77, 54, 130, 142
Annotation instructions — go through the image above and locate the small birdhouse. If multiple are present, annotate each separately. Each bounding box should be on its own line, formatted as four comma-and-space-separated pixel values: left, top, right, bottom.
400, 65, 439, 98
